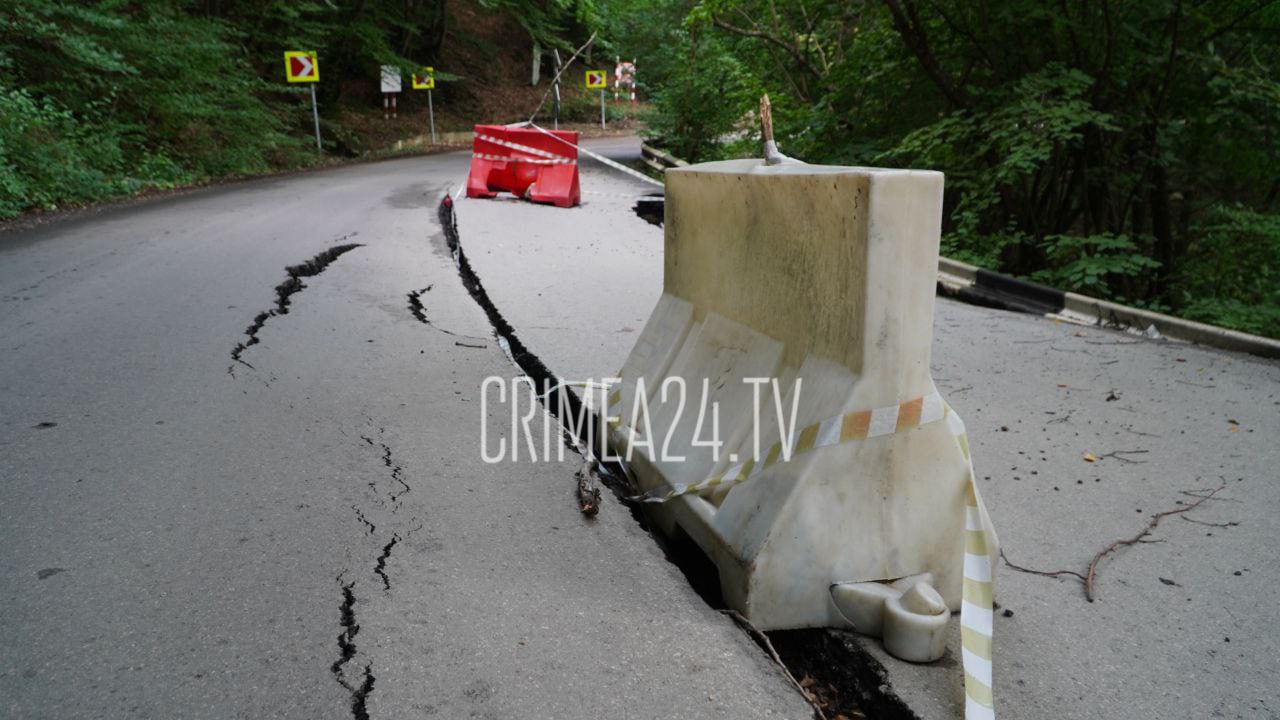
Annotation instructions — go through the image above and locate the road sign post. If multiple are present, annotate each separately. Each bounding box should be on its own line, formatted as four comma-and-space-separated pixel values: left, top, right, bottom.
412, 68, 436, 144
428, 89, 436, 144
552, 50, 563, 130
585, 70, 607, 130
380, 66, 402, 120
309, 86, 321, 153
284, 51, 321, 152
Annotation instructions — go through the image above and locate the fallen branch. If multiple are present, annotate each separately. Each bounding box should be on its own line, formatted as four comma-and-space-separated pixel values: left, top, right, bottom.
1180, 516, 1239, 528
1000, 549, 1086, 582
1001, 481, 1231, 602
526, 32, 597, 124
1181, 483, 1241, 502
1122, 426, 1160, 438
1085, 481, 1227, 601
1097, 449, 1149, 464
720, 609, 829, 720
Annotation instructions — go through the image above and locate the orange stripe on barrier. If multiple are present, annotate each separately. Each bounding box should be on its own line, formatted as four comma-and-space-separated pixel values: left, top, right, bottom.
896, 397, 923, 431
840, 411, 871, 442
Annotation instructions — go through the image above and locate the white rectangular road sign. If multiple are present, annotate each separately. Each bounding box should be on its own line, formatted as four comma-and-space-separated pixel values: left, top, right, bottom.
381, 65, 402, 93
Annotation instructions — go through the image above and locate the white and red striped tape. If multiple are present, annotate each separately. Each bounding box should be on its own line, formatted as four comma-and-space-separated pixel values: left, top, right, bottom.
475, 133, 575, 163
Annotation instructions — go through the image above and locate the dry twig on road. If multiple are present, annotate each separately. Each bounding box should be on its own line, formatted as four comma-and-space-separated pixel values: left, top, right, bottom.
1180, 516, 1239, 528
1000, 481, 1232, 602
719, 609, 829, 720
1084, 481, 1228, 601
1000, 550, 1086, 582
1097, 449, 1149, 463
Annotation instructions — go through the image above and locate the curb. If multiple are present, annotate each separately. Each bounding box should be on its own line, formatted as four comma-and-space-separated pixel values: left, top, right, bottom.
937, 257, 1280, 360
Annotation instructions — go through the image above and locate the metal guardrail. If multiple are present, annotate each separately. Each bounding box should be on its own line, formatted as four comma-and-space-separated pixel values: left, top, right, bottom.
640, 143, 688, 175
633, 144, 1280, 359
937, 257, 1280, 359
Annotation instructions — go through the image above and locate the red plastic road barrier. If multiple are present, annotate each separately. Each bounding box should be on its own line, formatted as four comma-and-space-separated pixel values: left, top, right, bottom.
466, 125, 580, 208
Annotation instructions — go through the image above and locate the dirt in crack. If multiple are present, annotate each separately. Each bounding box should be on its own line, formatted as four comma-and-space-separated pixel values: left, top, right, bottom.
331, 573, 375, 720
408, 285, 486, 341
361, 434, 411, 509
374, 534, 400, 591
407, 286, 435, 325
352, 506, 375, 535
338, 426, 423, 716
229, 237, 362, 375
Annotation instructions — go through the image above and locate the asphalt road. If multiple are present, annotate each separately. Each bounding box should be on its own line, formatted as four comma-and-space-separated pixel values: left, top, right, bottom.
0, 143, 809, 720
6, 138, 1279, 720
455, 166, 1280, 720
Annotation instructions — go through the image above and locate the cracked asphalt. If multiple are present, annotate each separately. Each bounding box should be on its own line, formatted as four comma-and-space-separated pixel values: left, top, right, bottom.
453, 163, 1280, 719
6, 137, 1279, 720
0, 143, 809, 720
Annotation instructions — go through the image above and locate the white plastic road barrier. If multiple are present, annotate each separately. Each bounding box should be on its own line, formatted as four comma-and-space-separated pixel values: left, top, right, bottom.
595, 158, 999, 718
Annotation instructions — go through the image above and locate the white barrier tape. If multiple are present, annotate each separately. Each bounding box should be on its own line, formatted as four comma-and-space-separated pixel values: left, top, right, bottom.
475, 133, 569, 161
582, 190, 660, 201
623, 392, 945, 503
527, 123, 665, 189
948, 403, 997, 720
472, 152, 576, 166
609, 388, 997, 719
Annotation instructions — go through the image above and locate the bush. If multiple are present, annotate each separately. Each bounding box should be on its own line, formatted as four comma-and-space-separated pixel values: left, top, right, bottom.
0, 88, 129, 217
0, 1, 303, 217
1174, 205, 1280, 337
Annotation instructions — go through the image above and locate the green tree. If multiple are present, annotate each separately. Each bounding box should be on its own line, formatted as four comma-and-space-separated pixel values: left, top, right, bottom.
1, 0, 302, 216
603, 0, 1280, 337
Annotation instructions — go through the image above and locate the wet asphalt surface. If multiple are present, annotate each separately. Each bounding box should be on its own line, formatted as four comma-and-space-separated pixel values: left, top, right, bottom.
4, 139, 1279, 720
0, 144, 810, 720
455, 166, 1280, 720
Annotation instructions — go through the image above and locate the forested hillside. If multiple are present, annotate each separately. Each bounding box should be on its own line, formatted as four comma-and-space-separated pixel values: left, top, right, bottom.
4, 1, 1278, 337
0, 0, 602, 218
606, 0, 1280, 337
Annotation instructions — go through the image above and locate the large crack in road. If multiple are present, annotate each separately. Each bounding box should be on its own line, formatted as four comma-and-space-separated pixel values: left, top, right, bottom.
229, 238, 362, 375
433, 195, 916, 720
433, 197, 631, 496
336, 423, 427, 717
331, 573, 375, 720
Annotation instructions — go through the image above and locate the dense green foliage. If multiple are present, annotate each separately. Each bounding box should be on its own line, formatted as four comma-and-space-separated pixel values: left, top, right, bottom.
4, 0, 1277, 338
1, 2, 300, 217
607, 0, 1280, 337
0, 0, 597, 218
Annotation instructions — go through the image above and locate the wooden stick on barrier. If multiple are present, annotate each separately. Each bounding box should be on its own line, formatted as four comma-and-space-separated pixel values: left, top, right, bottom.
760, 94, 774, 145
760, 94, 784, 165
